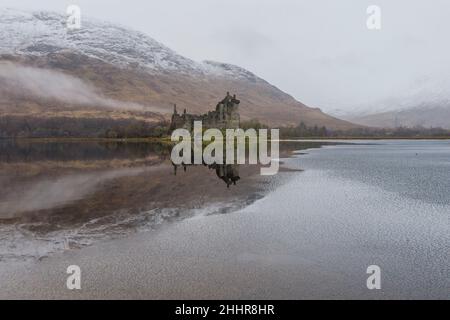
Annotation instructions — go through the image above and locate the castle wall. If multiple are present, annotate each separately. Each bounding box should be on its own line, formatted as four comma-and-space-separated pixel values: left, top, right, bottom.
170, 93, 240, 132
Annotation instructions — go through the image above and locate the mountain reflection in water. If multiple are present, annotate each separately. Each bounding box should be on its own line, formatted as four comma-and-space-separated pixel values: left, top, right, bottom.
0, 140, 338, 262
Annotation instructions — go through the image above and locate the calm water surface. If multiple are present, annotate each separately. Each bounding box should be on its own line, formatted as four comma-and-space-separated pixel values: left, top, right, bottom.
0, 140, 327, 262
0, 139, 448, 299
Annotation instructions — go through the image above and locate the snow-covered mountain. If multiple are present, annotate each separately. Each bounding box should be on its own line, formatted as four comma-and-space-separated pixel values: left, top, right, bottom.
344, 78, 450, 129
0, 8, 260, 81
348, 102, 450, 129
0, 8, 358, 130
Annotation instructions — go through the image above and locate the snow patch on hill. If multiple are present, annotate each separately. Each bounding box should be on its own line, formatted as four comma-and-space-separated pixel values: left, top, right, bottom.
0, 8, 261, 82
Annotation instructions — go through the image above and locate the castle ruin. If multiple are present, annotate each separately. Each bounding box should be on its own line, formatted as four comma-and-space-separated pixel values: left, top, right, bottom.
170, 92, 240, 132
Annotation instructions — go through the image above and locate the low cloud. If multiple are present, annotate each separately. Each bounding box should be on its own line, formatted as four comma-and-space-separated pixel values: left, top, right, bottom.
0, 62, 147, 111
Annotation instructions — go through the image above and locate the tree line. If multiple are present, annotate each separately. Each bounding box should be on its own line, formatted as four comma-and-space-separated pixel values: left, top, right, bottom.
1, 116, 449, 139
0, 116, 169, 138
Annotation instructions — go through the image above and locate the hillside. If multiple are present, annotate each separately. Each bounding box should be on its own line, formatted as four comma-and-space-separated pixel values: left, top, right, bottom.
0, 8, 359, 136
349, 102, 450, 129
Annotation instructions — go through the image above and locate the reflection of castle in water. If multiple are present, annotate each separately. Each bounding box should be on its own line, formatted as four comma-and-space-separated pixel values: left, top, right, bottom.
173, 162, 241, 188
170, 92, 242, 187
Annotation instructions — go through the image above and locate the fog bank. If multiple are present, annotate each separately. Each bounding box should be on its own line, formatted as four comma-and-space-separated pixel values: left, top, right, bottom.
0, 62, 145, 111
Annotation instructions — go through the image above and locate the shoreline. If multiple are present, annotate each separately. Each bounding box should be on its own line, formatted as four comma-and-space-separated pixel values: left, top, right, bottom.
1, 136, 450, 144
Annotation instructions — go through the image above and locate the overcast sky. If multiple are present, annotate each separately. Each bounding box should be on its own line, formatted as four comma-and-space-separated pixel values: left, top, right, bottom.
3, 0, 450, 114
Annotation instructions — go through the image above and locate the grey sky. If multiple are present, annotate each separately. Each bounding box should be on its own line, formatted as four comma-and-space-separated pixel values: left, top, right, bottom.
2, 0, 450, 114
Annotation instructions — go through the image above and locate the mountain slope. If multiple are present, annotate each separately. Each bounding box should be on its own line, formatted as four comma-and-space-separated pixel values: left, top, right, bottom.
0, 8, 358, 130
349, 102, 450, 129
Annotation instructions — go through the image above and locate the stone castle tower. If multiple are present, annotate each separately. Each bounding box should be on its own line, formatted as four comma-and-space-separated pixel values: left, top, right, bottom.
170, 92, 240, 132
